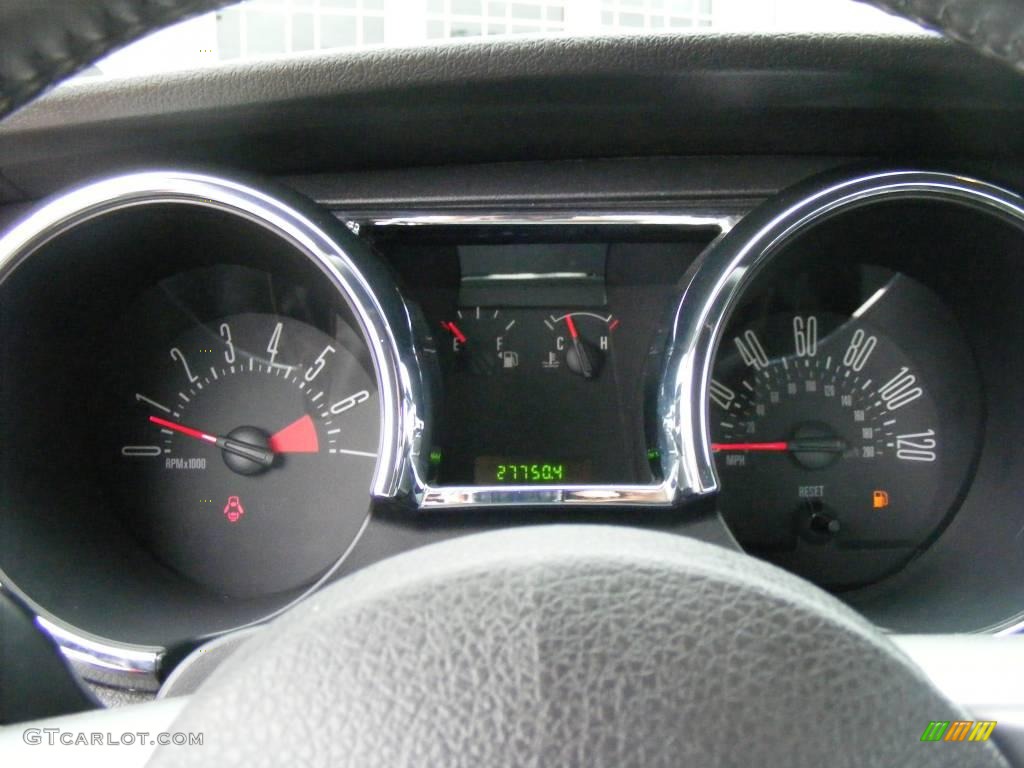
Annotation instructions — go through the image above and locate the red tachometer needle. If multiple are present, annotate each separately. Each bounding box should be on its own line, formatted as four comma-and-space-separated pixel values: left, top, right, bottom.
712, 442, 790, 452
152, 413, 320, 460
149, 415, 274, 466
150, 415, 217, 444
441, 320, 468, 344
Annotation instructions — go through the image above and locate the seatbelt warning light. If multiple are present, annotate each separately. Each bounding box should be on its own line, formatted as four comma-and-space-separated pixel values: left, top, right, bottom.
223, 495, 245, 523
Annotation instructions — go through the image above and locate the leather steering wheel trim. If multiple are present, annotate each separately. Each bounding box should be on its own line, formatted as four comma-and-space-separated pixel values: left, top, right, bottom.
0, 0, 233, 118
857, 0, 1024, 74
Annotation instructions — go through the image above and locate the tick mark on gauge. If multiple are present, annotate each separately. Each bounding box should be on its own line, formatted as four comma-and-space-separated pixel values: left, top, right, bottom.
331, 448, 378, 458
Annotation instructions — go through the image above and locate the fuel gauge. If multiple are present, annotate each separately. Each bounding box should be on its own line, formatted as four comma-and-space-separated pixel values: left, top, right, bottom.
439, 306, 519, 375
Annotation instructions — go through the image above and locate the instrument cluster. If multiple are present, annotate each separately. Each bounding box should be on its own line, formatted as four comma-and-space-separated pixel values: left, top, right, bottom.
3, 168, 1024, 693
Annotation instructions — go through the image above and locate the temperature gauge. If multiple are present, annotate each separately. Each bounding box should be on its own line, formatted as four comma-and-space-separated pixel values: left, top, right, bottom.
542, 311, 619, 378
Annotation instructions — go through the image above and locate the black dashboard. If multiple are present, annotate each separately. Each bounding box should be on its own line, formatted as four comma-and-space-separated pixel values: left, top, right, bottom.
3, 32, 1024, 705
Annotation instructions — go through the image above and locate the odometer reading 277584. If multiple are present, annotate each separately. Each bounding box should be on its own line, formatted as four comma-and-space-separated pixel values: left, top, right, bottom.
709, 308, 958, 587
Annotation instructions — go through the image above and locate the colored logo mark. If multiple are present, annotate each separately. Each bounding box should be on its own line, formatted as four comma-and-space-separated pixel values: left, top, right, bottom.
921, 720, 997, 742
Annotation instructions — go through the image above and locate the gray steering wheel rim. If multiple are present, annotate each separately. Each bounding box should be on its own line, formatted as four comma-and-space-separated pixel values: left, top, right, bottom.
148, 526, 1006, 767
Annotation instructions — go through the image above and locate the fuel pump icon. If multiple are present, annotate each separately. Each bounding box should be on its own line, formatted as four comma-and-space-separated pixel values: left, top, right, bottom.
223, 495, 245, 523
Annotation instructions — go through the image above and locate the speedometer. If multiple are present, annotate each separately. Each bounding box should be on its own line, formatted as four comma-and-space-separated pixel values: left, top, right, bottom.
713, 313, 940, 534
710, 269, 981, 588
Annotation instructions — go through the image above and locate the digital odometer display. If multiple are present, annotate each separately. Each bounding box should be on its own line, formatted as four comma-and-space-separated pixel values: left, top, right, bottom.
474, 457, 591, 484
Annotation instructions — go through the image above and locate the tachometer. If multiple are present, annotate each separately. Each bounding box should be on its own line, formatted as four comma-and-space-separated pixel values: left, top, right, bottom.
117, 312, 379, 598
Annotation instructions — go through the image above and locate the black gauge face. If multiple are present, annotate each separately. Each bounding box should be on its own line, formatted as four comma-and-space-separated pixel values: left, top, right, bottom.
710, 269, 981, 588
542, 311, 617, 379
438, 306, 519, 375
114, 296, 380, 598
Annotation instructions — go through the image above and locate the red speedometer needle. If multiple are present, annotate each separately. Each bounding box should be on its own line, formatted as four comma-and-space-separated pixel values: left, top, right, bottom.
712, 442, 789, 452
441, 321, 467, 344
712, 438, 847, 454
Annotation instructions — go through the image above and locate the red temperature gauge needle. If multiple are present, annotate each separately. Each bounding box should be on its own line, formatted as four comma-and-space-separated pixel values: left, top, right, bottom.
563, 314, 595, 378
441, 321, 467, 344
712, 442, 790, 452
565, 315, 580, 339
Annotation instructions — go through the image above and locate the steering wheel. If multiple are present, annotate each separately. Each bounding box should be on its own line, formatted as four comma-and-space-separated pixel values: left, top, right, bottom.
0, 2, 1017, 767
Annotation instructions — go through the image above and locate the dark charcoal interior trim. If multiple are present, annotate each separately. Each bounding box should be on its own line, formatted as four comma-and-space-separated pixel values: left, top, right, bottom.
1, 34, 1024, 201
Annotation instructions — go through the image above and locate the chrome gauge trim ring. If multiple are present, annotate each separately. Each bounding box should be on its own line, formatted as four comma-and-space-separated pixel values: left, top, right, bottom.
352, 210, 739, 509
665, 170, 1024, 500
0, 170, 428, 686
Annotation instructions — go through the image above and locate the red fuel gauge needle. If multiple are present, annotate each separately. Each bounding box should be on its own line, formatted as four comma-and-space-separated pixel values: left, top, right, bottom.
441, 320, 467, 344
